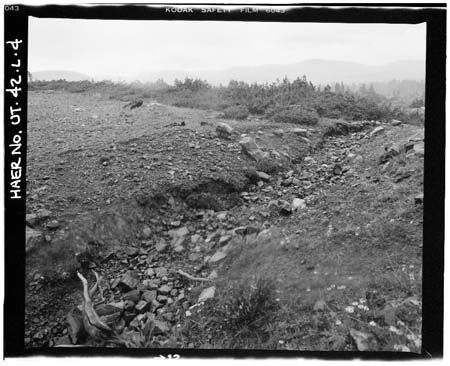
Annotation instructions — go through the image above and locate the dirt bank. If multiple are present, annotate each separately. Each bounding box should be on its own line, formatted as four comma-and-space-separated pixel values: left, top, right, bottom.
25, 91, 423, 352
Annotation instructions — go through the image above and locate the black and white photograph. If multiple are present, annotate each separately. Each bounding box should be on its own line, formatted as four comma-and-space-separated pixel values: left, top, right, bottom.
2, 2, 445, 359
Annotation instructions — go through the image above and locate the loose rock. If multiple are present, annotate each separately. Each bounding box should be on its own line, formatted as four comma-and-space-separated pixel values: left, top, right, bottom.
208, 270, 218, 280
29, 209, 52, 226
158, 285, 172, 295
26, 213, 39, 227
46, 220, 60, 230
369, 126, 385, 137
216, 212, 227, 221
169, 226, 189, 238
209, 245, 230, 263
234, 225, 260, 236
239, 137, 269, 162
413, 141, 425, 157
279, 200, 292, 216
292, 198, 306, 210
216, 122, 234, 139
135, 300, 150, 313
414, 193, 424, 204
26, 227, 44, 253
349, 328, 378, 351
273, 129, 284, 137
155, 238, 168, 252
142, 290, 157, 303
218, 235, 232, 246
256, 171, 271, 182
154, 267, 168, 278
153, 320, 170, 334
125, 246, 139, 257
198, 286, 216, 302
142, 225, 152, 239
291, 128, 308, 137
409, 130, 424, 142
117, 270, 140, 291
123, 289, 140, 303
53, 335, 72, 346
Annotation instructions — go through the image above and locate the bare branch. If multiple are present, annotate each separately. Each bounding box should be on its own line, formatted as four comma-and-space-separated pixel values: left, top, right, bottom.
77, 271, 112, 333
177, 269, 212, 282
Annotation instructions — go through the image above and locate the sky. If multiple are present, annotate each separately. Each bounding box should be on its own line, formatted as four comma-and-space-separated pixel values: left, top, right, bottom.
29, 16, 426, 79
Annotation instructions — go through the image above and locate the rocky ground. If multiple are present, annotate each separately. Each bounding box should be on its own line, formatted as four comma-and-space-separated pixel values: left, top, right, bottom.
25, 90, 424, 352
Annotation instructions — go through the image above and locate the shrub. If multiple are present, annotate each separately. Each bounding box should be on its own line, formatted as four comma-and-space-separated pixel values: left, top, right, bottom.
400, 108, 425, 126
270, 104, 319, 125
29, 77, 402, 123
67, 81, 93, 93
221, 105, 250, 120
217, 277, 279, 332
410, 97, 424, 108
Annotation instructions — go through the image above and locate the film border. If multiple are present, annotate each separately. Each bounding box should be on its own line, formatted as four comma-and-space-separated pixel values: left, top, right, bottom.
3, 2, 445, 359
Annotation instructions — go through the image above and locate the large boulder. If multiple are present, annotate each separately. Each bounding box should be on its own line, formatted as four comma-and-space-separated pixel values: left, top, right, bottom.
216, 122, 234, 139
239, 137, 269, 161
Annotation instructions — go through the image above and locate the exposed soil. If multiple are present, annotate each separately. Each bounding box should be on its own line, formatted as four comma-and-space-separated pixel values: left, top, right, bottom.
25, 90, 423, 352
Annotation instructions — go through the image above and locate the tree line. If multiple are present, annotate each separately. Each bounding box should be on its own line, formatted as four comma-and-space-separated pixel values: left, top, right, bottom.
29, 75, 418, 125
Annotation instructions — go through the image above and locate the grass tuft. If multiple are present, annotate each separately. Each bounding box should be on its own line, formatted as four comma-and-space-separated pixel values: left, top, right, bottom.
217, 277, 279, 332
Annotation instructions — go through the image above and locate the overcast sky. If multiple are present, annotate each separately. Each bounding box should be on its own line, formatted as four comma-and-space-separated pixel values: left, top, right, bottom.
29, 17, 426, 78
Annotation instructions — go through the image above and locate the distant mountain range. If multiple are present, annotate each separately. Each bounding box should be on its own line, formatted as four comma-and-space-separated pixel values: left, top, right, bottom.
31, 59, 425, 86
31, 70, 92, 82
133, 59, 425, 85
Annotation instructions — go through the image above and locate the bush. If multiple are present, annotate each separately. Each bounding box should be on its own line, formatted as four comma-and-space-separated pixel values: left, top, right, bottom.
217, 277, 279, 332
270, 104, 319, 125
400, 108, 425, 126
221, 105, 250, 120
29, 77, 401, 123
66, 81, 93, 93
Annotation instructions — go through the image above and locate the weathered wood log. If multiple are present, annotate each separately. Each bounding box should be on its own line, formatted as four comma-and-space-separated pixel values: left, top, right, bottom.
77, 271, 112, 333
66, 309, 85, 344
76, 271, 130, 347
